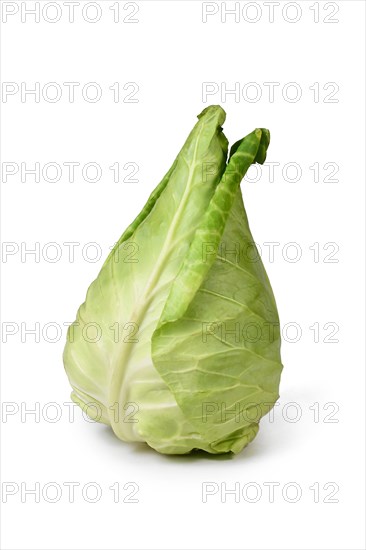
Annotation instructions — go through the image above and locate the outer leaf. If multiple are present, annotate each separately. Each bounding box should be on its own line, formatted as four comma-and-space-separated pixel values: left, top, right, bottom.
152, 129, 283, 453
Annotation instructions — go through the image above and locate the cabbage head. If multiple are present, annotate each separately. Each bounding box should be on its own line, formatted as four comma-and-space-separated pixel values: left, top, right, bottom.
63, 105, 283, 454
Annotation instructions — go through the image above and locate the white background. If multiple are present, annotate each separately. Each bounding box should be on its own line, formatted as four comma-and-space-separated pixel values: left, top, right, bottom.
1, 1, 365, 549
